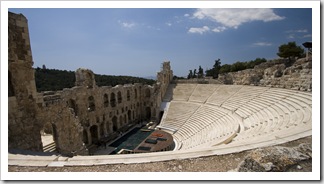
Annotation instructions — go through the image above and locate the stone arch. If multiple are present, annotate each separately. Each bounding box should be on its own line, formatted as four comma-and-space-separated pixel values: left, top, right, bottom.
117, 91, 122, 104
134, 89, 138, 99
86, 72, 94, 88
83, 129, 89, 145
8, 71, 15, 97
104, 93, 109, 108
112, 116, 118, 131
127, 90, 130, 101
106, 121, 111, 134
145, 88, 150, 98
90, 125, 99, 144
145, 107, 151, 120
128, 110, 132, 122
40, 122, 58, 153
68, 99, 78, 116
119, 115, 124, 127
110, 93, 116, 107
133, 110, 135, 120
110, 92, 116, 107
100, 122, 105, 137
88, 96, 95, 111
51, 124, 59, 151
153, 108, 156, 119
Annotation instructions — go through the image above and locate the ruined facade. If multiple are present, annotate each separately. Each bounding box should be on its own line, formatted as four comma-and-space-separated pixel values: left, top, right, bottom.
8, 12, 173, 156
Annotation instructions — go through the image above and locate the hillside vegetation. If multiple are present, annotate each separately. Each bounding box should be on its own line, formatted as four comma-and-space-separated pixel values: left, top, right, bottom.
34, 68, 155, 92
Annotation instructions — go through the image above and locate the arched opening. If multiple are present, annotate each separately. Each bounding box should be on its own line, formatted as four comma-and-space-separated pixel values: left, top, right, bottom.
87, 72, 93, 88
134, 89, 137, 99
145, 107, 151, 120
145, 88, 151, 98
117, 91, 122, 104
110, 92, 116, 107
90, 125, 99, 144
8, 71, 15, 97
128, 110, 132, 122
88, 96, 95, 111
124, 114, 127, 124
153, 108, 156, 119
120, 115, 124, 127
83, 129, 88, 145
100, 122, 105, 137
40, 122, 58, 153
104, 94, 109, 108
68, 99, 78, 116
127, 90, 130, 101
106, 122, 111, 134
112, 116, 118, 131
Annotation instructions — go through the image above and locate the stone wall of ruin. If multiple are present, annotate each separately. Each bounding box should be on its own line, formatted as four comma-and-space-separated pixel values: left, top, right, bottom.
37, 64, 172, 155
218, 57, 312, 91
8, 11, 174, 156
8, 12, 43, 152
157, 61, 173, 99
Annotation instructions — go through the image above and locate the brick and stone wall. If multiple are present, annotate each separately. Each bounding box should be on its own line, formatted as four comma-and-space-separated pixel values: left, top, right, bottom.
8, 12, 43, 152
35, 63, 172, 156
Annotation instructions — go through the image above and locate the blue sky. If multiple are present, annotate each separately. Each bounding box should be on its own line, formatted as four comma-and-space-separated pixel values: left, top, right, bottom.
9, 8, 312, 78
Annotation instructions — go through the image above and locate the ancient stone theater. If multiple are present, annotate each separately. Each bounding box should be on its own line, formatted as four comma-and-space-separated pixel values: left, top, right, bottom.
8, 12, 312, 167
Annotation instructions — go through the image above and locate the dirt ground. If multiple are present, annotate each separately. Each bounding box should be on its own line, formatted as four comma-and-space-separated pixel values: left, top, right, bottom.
8, 136, 311, 173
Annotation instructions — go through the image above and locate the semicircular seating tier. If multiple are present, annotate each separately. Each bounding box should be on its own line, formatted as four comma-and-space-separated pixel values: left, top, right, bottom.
159, 84, 312, 151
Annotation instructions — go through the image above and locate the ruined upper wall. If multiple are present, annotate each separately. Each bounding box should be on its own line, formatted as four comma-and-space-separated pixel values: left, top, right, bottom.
75, 68, 97, 88
157, 61, 173, 100
8, 12, 33, 64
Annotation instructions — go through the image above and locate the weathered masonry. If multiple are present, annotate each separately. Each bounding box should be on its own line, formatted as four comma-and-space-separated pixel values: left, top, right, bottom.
8, 12, 173, 156
8, 12, 41, 152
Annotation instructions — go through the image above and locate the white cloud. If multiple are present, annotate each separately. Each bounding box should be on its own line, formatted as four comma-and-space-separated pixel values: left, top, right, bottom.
184, 14, 190, 17
303, 34, 312, 38
296, 29, 308, 33
193, 8, 285, 29
147, 25, 161, 31
212, 26, 227, 33
118, 20, 135, 28
286, 29, 308, 33
253, 42, 272, 46
166, 22, 172, 26
188, 26, 210, 34
287, 34, 295, 39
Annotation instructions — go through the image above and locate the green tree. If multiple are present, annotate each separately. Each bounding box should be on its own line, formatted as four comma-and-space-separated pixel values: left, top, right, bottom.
193, 69, 197, 78
219, 64, 231, 74
198, 65, 204, 78
245, 58, 267, 69
213, 59, 221, 78
231, 61, 246, 72
277, 42, 304, 61
206, 58, 221, 79
187, 70, 193, 79
34, 68, 155, 92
